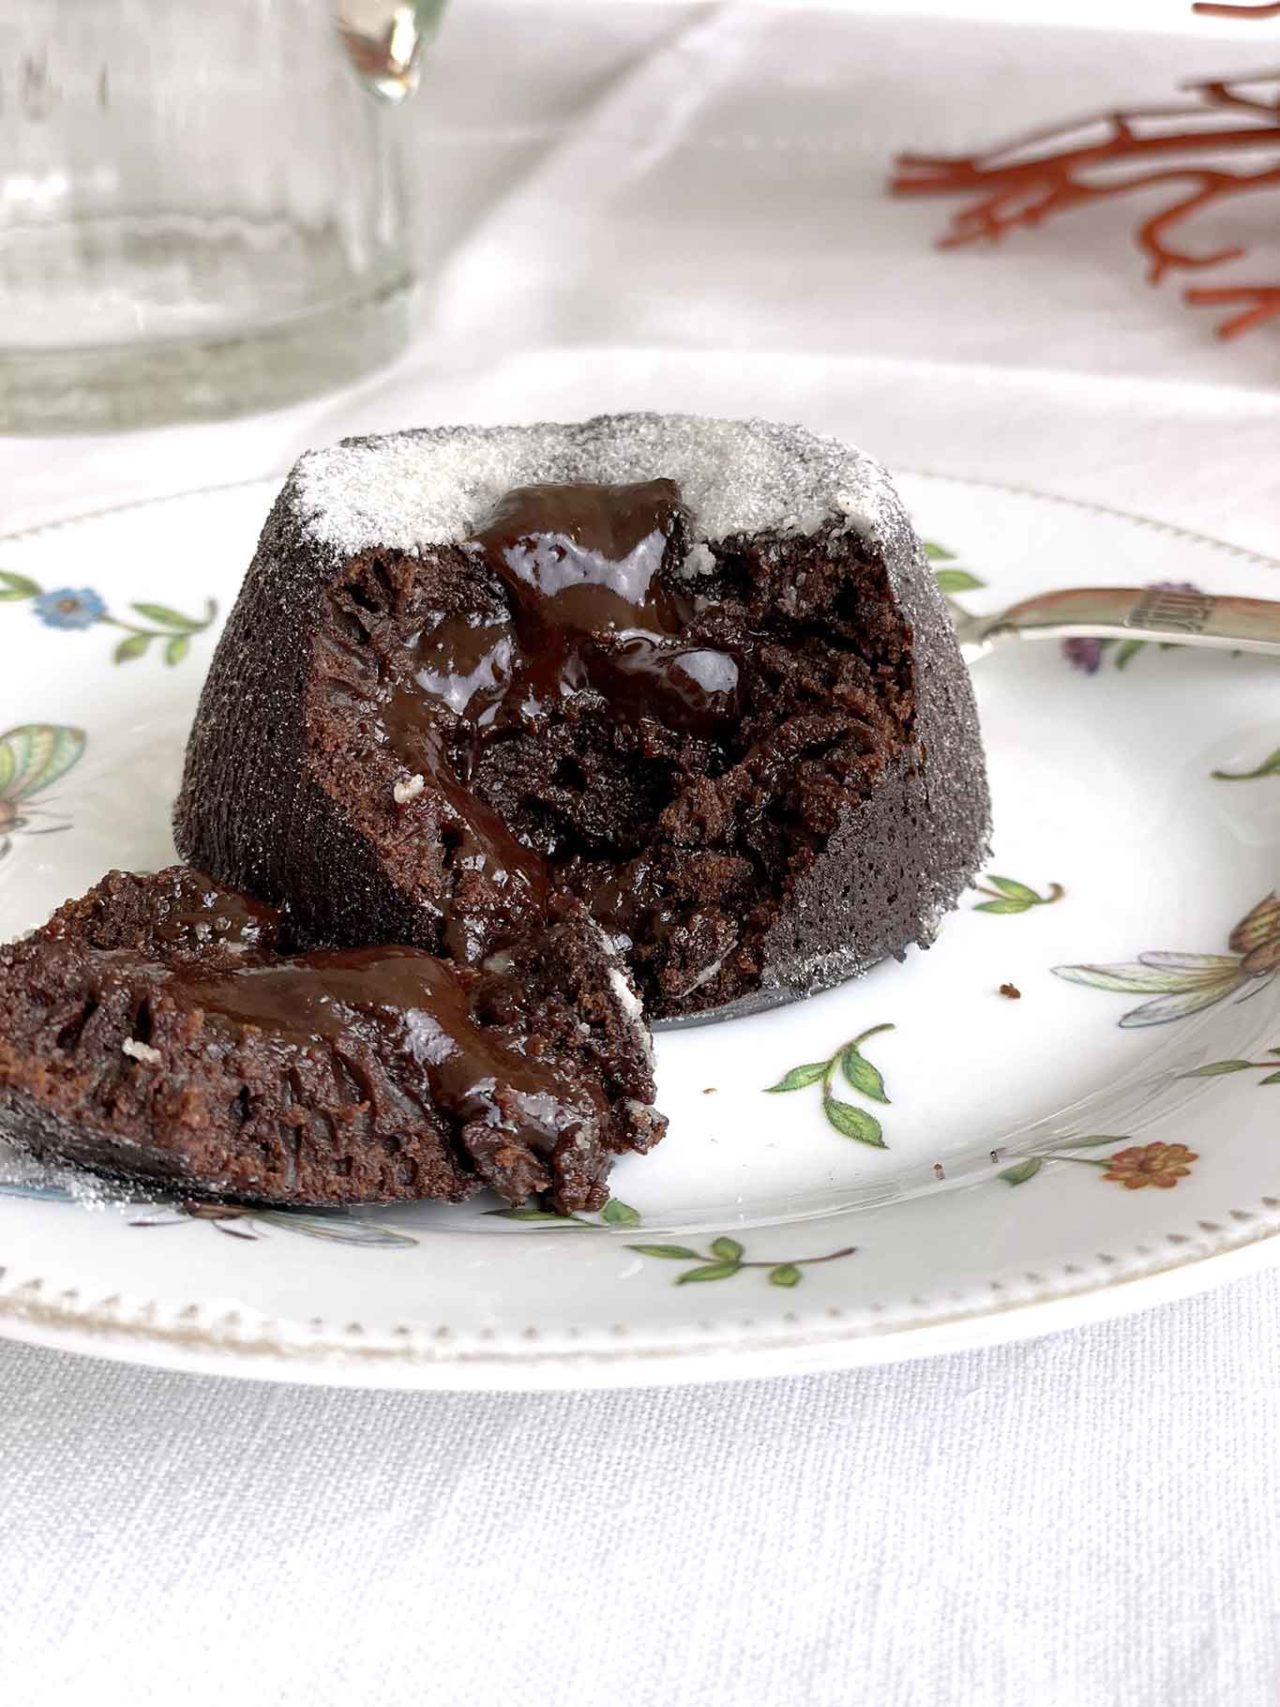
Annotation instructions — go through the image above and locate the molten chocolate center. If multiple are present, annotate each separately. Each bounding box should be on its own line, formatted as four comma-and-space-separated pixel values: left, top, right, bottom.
171, 945, 594, 1156
380, 479, 740, 958
389, 478, 738, 741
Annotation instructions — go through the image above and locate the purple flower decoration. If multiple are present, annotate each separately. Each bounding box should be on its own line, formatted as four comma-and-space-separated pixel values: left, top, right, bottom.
33, 588, 106, 631
1063, 636, 1104, 674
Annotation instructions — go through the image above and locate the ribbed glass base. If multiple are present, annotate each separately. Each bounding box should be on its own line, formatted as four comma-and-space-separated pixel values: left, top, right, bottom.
0, 279, 412, 435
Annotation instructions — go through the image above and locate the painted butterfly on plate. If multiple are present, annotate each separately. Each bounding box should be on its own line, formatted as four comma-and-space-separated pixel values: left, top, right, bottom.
0, 724, 87, 861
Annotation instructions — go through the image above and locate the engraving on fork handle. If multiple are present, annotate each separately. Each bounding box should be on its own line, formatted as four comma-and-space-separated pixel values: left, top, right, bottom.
960, 587, 1280, 660
1124, 588, 1215, 636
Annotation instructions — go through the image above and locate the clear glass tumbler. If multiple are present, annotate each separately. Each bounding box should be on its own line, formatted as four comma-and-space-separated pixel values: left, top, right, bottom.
0, 1, 442, 433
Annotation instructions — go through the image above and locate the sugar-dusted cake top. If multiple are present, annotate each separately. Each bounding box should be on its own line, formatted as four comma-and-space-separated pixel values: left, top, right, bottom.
290, 413, 898, 556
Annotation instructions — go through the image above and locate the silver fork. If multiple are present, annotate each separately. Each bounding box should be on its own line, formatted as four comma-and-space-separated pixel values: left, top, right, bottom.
949, 584, 1280, 663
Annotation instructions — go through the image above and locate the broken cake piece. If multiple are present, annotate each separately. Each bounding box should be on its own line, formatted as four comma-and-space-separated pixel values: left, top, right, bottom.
0, 867, 660, 1212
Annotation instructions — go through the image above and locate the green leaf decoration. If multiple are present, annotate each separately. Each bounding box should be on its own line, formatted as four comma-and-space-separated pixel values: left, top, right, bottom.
840, 1044, 889, 1103
1181, 1059, 1258, 1077
130, 601, 205, 632
769, 1025, 893, 1146
974, 877, 1062, 915
0, 570, 40, 600
601, 1198, 641, 1227
164, 634, 190, 667
1001, 1134, 1130, 1186
765, 1061, 829, 1093
676, 1261, 741, 1284
934, 567, 986, 594
1260, 1071, 1280, 1086
488, 1205, 572, 1223
923, 542, 955, 561
1213, 748, 1280, 782
1112, 638, 1146, 670
626, 1232, 857, 1288
1000, 1157, 1043, 1186
985, 876, 1040, 902
114, 633, 151, 664
823, 1095, 885, 1147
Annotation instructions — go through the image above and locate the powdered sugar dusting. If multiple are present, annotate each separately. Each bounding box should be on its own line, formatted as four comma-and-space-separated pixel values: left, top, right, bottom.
608, 965, 643, 1025
393, 772, 425, 806
122, 1038, 163, 1065
292, 414, 894, 557
679, 541, 717, 581
596, 925, 653, 1068
0, 1140, 163, 1214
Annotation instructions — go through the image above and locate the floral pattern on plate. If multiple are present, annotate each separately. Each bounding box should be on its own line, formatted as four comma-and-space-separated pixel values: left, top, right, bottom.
998, 1134, 1199, 1191
625, 1233, 858, 1288
491, 1201, 859, 1286
1212, 746, 1280, 782
765, 1024, 894, 1147
971, 875, 1065, 916
0, 567, 216, 667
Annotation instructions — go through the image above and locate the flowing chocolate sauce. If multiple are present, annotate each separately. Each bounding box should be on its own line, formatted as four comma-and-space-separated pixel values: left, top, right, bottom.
461, 479, 738, 734
172, 946, 593, 1157
381, 479, 739, 956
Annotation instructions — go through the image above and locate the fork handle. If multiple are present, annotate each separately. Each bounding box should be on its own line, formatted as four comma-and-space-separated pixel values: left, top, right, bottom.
982, 587, 1280, 657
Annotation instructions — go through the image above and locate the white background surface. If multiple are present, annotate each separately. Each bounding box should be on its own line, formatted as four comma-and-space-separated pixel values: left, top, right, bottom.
2, 2, 1279, 1702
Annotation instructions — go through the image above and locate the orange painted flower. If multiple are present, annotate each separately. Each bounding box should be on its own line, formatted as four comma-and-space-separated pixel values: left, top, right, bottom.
1102, 1142, 1198, 1190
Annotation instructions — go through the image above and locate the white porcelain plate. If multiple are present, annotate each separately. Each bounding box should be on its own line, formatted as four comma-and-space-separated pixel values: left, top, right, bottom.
0, 475, 1276, 1389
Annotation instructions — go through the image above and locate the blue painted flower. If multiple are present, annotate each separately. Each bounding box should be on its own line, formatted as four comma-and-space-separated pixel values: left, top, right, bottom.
33, 588, 106, 631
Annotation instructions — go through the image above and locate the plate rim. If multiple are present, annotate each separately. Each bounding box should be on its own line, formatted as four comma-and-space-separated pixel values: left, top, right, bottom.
1, 469, 1277, 1389
3, 1212, 1280, 1390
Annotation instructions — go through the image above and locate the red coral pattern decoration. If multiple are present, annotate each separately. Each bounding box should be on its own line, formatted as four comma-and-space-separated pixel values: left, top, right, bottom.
891, 3, 1280, 339
1193, 5, 1280, 18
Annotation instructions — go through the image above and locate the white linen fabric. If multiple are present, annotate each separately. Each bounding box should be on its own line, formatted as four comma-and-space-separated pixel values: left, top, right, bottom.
2, 4, 1278, 1703
4, 1276, 1280, 1707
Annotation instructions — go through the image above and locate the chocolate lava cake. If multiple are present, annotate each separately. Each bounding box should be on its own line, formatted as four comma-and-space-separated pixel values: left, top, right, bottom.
0, 867, 660, 1212
176, 413, 990, 1019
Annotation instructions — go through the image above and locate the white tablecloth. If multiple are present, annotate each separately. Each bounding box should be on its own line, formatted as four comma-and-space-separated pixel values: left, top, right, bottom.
3, 4, 1279, 1702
